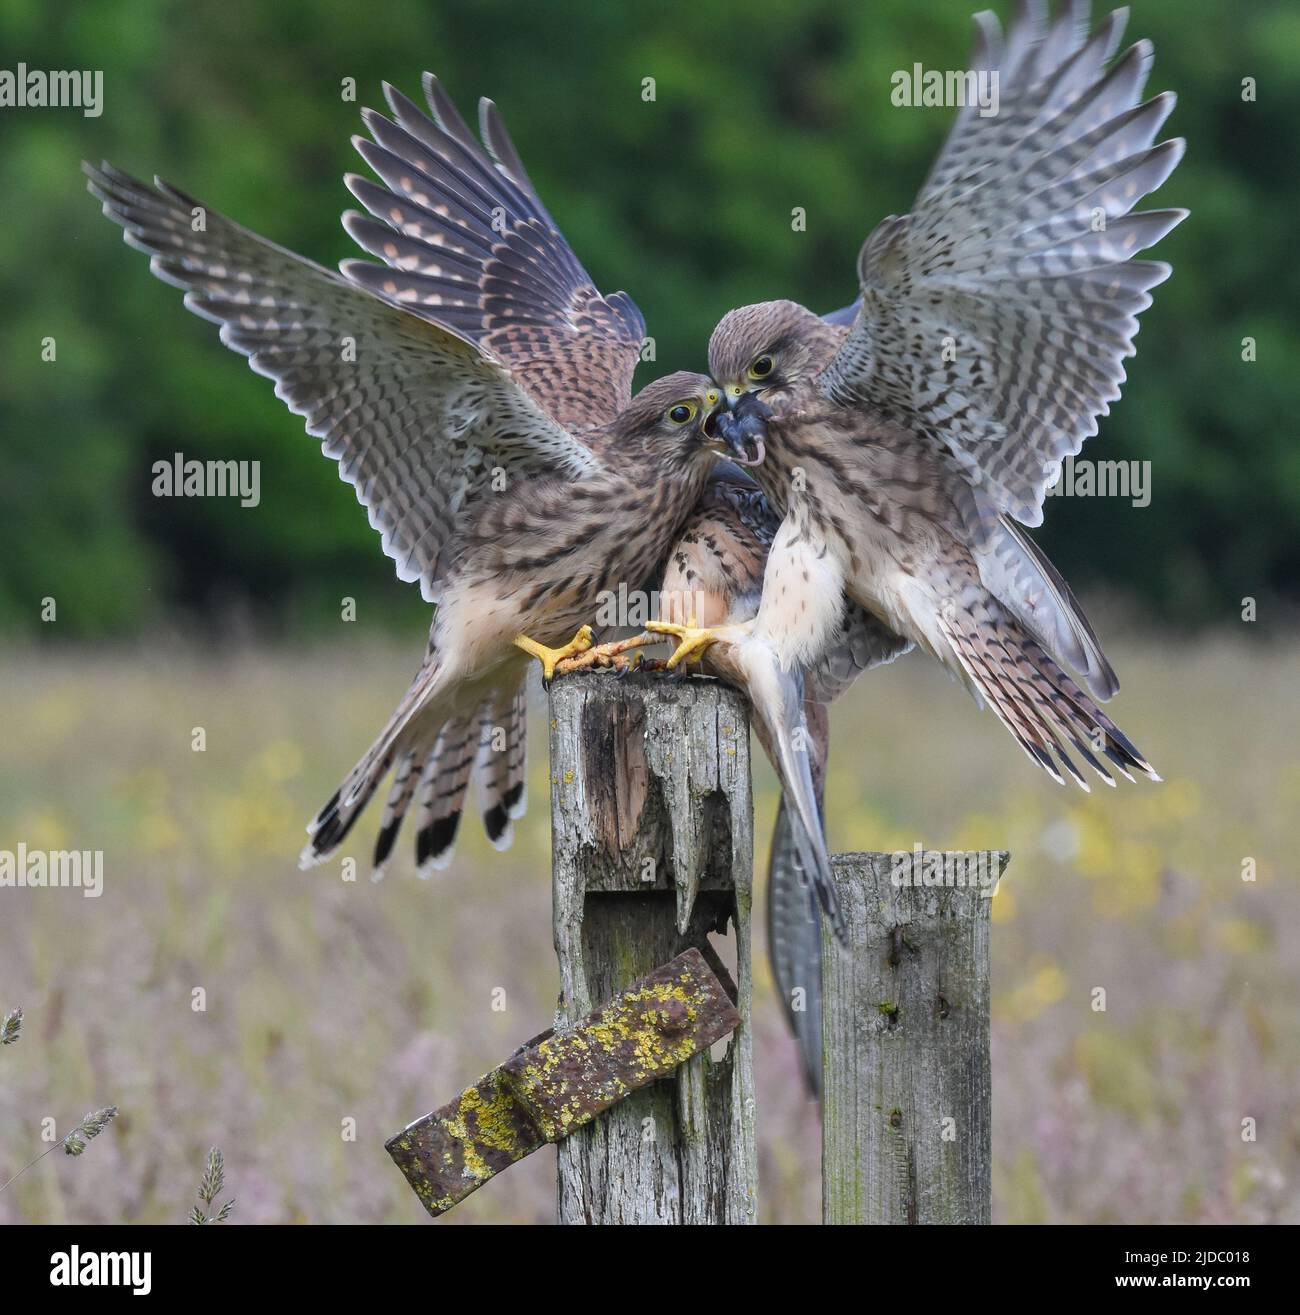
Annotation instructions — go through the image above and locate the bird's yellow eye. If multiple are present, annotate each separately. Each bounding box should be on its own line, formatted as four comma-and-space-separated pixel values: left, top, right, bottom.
748, 355, 775, 380
667, 402, 697, 425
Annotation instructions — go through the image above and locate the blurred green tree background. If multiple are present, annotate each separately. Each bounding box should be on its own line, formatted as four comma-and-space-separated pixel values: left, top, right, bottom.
1, 0, 1295, 638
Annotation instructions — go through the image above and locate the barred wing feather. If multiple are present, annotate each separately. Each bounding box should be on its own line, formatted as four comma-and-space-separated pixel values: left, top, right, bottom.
86, 162, 598, 604
820, 0, 1186, 526
341, 74, 646, 435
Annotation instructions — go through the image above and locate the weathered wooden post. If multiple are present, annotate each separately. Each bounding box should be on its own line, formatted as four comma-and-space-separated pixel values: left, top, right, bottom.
548, 670, 757, 1224
821, 849, 1006, 1225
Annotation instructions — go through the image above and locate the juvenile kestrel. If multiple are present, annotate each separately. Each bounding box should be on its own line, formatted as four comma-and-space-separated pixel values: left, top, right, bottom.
655, 0, 1184, 927
87, 78, 737, 878
657, 460, 910, 1090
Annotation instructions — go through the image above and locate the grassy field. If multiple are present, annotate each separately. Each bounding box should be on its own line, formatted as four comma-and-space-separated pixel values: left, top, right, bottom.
1, 624, 1296, 1224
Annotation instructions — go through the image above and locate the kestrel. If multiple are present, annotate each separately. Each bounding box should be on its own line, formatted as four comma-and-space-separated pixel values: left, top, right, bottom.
654, 0, 1184, 927
658, 460, 910, 1090
87, 77, 738, 879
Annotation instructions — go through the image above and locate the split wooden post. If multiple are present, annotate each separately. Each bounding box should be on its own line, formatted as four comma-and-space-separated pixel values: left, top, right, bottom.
821, 849, 1007, 1225
548, 671, 756, 1224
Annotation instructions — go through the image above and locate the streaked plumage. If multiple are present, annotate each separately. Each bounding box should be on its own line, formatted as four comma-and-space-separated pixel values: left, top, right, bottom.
87, 77, 730, 879
659, 460, 910, 1092
692, 0, 1180, 928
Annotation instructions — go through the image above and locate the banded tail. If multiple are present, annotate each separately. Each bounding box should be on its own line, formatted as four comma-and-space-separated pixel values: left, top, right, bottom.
729, 634, 846, 943
478, 681, 528, 851
940, 608, 1159, 790
766, 698, 829, 1098
300, 667, 528, 878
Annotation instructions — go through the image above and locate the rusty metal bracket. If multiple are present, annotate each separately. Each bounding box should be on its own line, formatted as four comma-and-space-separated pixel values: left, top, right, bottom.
386, 947, 740, 1218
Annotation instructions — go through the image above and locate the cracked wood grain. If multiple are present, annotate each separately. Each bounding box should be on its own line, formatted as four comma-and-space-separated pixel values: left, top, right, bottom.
822, 850, 1006, 1225
549, 671, 756, 1224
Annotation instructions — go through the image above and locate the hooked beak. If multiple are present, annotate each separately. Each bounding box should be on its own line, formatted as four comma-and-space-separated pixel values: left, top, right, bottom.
701, 392, 729, 454
715, 387, 771, 466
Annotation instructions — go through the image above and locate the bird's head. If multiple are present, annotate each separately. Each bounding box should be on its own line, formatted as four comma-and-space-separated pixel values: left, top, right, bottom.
708, 299, 840, 464
611, 371, 730, 472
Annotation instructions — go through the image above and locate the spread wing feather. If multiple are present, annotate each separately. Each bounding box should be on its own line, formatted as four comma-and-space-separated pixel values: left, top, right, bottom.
819, 0, 1186, 526
340, 74, 646, 434
85, 161, 598, 603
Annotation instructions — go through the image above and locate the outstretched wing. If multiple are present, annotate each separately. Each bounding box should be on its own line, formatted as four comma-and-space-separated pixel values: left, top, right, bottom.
86, 162, 598, 603
819, 0, 1186, 526
341, 74, 646, 435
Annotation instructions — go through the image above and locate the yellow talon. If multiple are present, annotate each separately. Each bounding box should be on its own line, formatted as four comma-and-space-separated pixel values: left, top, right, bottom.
514, 624, 594, 682
645, 621, 722, 670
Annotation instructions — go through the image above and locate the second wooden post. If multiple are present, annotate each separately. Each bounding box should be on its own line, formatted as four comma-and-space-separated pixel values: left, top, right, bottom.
822, 849, 1006, 1225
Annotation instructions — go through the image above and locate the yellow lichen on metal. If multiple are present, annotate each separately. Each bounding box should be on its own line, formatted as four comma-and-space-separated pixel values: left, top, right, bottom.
436, 1079, 533, 1184
439, 1086, 493, 1183
507, 970, 717, 1140
388, 948, 740, 1217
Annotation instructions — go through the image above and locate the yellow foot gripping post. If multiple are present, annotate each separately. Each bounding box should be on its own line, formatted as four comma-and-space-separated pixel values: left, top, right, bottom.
645, 621, 723, 670
514, 625, 594, 683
